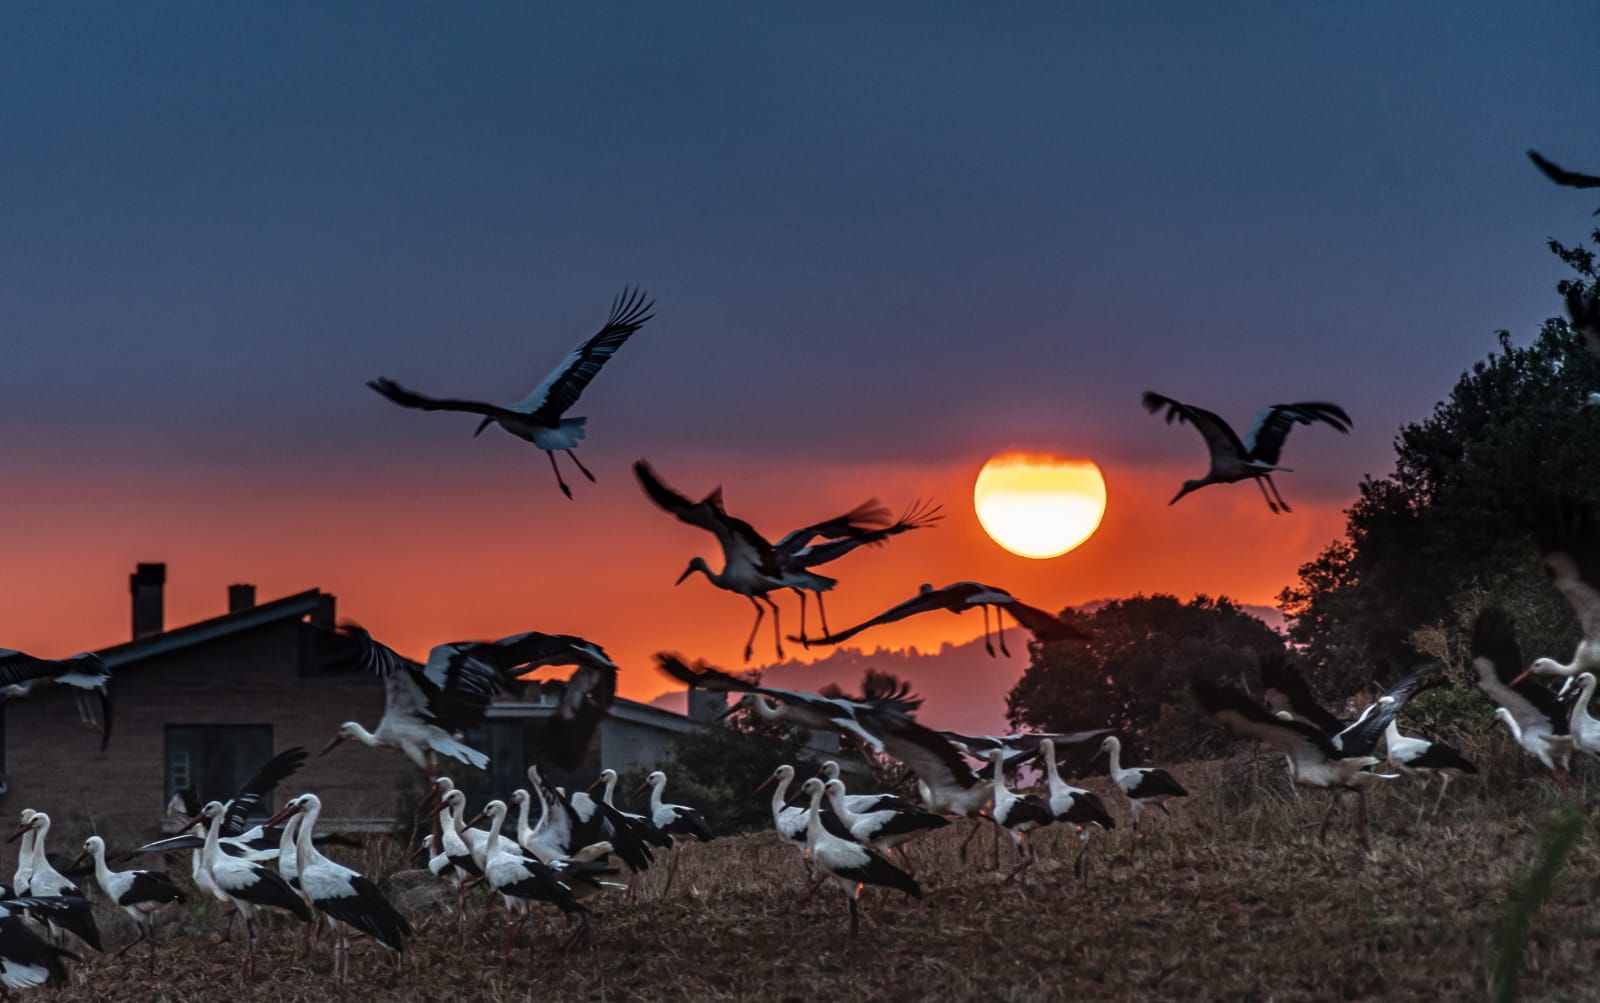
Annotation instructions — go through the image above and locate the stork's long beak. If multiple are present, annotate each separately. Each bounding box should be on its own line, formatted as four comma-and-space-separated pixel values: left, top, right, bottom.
5, 824, 30, 844
1509, 666, 1535, 687
70, 851, 89, 870
751, 773, 777, 797
585, 777, 605, 793
319, 735, 344, 757
464, 809, 489, 829
1169, 485, 1192, 506
473, 417, 493, 437
630, 782, 650, 799
262, 804, 297, 828
418, 784, 445, 814
674, 565, 694, 586
411, 837, 432, 861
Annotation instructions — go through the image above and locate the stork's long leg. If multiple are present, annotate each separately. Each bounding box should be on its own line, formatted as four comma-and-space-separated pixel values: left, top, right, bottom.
794, 589, 810, 647
958, 817, 984, 862
981, 605, 996, 657
743, 598, 766, 663
1265, 476, 1292, 513
546, 451, 574, 499
115, 925, 148, 959
1431, 775, 1452, 818
1253, 477, 1280, 514
565, 450, 596, 483
996, 606, 1012, 657
764, 595, 785, 660
816, 591, 832, 639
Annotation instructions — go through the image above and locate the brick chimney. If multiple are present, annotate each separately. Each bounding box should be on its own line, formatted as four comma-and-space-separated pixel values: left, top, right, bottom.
227, 584, 256, 613
130, 563, 166, 639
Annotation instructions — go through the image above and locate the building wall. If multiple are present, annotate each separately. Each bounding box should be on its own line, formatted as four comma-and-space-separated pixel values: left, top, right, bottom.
3, 618, 417, 851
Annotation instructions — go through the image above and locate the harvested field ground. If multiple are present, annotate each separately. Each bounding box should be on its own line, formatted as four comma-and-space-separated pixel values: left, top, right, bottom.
39, 759, 1600, 1001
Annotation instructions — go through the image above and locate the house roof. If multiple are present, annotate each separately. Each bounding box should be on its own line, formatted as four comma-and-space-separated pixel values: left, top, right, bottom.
96, 589, 329, 669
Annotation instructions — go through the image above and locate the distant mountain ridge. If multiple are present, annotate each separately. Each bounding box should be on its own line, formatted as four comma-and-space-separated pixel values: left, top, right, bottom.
650, 600, 1286, 735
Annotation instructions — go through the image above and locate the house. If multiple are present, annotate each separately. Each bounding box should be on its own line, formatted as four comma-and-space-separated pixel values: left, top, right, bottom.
2, 564, 855, 847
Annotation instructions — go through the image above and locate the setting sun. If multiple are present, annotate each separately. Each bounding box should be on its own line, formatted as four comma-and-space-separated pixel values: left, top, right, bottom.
973, 453, 1107, 559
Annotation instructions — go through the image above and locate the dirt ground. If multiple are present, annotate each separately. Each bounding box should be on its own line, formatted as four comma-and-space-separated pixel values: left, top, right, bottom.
35, 760, 1600, 1002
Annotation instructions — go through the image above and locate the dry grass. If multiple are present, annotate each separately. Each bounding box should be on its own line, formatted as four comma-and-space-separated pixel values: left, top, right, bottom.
39, 758, 1600, 1002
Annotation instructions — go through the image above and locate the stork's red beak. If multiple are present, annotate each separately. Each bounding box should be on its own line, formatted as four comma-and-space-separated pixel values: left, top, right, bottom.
262, 803, 298, 828
318, 735, 344, 757
752, 773, 778, 797
464, 809, 489, 828
5, 823, 31, 844
585, 777, 604, 793
1509, 666, 1534, 687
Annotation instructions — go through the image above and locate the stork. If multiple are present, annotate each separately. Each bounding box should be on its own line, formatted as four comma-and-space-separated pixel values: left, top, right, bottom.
754, 765, 850, 852
77, 836, 184, 970
632, 771, 713, 895
1474, 607, 1575, 779
526, 768, 656, 875
470, 800, 597, 959
800, 581, 1090, 658
1565, 673, 1600, 759
1517, 495, 1600, 688
976, 749, 1053, 882
655, 653, 915, 751
368, 287, 653, 498
852, 709, 995, 861
430, 788, 486, 917
635, 460, 937, 659
1095, 736, 1187, 833
589, 769, 674, 855
1036, 737, 1115, 881
0, 896, 84, 990
820, 778, 947, 876
264, 794, 410, 982
6, 812, 99, 951
797, 778, 920, 936
1141, 392, 1352, 513
1261, 654, 1434, 757
1192, 676, 1401, 847
1527, 149, 1600, 213
192, 800, 312, 978
1382, 720, 1479, 820
815, 761, 922, 816
0, 650, 113, 776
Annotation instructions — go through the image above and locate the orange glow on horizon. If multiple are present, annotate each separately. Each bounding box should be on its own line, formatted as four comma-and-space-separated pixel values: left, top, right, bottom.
973, 453, 1107, 559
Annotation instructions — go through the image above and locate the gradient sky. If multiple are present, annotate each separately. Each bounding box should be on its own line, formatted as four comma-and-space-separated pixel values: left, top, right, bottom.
4, 4, 1598, 700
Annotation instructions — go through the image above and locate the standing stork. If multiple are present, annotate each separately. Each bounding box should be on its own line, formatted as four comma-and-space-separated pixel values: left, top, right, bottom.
6, 812, 100, 951
469, 800, 597, 959
797, 778, 920, 936
1095, 736, 1187, 833
852, 709, 995, 861
588, 769, 673, 854
77, 836, 184, 970
979, 750, 1053, 882
1192, 676, 1402, 847
1141, 392, 1352, 513
1517, 496, 1600, 688
635, 461, 937, 659
821, 778, 948, 875
368, 288, 653, 498
264, 794, 410, 982
815, 761, 923, 816
800, 581, 1090, 658
191, 800, 312, 979
1474, 607, 1575, 779
1383, 720, 1479, 820
632, 771, 713, 895
1036, 737, 1115, 881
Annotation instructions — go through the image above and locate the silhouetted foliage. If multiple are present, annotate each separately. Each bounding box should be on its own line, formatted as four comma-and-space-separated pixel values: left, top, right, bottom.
1280, 227, 1600, 698
1005, 594, 1285, 761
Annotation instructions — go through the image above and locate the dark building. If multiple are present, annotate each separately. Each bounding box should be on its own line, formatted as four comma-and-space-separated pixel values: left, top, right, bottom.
3, 565, 852, 847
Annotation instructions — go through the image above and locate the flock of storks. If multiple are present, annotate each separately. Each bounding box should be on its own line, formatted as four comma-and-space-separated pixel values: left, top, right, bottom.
0, 148, 1594, 991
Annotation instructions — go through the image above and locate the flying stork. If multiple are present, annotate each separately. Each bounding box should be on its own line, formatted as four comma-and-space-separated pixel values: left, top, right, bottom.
654, 653, 916, 751
798, 581, 1090, 658
635, 460, 939, 659
851, 708, 996, 861
1382, 719, 1479, 820
1528, 149, 1600, 213
368, 287, 654, 498
0, 650, 112, 790
1474, 607, 1575, 779
321, 624, 615, 778
632, 771, 714, 894
1516, 496, 1600, 688
1141, 392, 1352, 513
1261, 654, 1434, 754
797, 778, 921, 936
191, 800, 312, 978
77, 836, 185, 970
1035, 736, 1115, 881
1192, 676, 1402, 847
264, 794, 411, 982
1094, 736, 1187, 832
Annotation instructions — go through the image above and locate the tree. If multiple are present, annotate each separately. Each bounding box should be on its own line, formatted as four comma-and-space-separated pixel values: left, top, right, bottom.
1006, 594, 1285, 761
1280, 224, 1600, 698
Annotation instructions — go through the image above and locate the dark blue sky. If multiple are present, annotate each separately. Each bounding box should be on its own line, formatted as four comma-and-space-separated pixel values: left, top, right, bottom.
5, 2, 1598, 494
